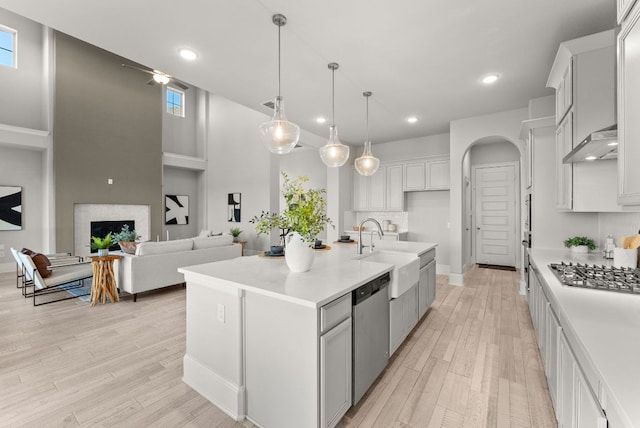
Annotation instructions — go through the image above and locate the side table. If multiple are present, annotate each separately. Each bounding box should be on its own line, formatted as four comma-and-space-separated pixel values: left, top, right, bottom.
90, 255, 123, 306
236, 240, 248, 256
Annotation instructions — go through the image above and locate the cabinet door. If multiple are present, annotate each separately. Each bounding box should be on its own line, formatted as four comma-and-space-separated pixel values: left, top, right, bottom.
525, 130, 533, 189
389, 296, 404, 356
418, 265, 429, 319
403, 162, 426, 191
353, 170, 368, 211
574, 365, 607, 428
320, 317, 352, 428
558, 333, 575, 428
618, 3, 640, 205
403, 284, 419, 334
426, 160, 450, 190
368, 167, 386, 211
386, 165, 404, 211
426, 259, 436, 308
546, 303, 561, 409
555, 112, 573, 210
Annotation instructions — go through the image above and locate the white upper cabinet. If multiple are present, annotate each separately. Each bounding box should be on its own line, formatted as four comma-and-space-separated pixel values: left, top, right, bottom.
386, 165, 405, 211
618, 2, 640, 205
352, 164, 403, 212
403, 162, 426, 191
403, 156, 450, 191
368, 167, 386, 211
548, 29, 621, 212
618, 0, 638, 23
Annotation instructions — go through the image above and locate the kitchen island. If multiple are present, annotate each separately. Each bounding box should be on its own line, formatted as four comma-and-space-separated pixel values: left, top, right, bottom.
179, 241, 436, 428
528, 249, 640, 428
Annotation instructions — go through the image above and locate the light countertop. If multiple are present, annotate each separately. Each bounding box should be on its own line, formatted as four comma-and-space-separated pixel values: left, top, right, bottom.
528, 248, 640, 428
179, 241, 437, 308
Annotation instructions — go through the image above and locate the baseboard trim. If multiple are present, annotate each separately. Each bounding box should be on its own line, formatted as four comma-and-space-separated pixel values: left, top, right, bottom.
519, 280, 527, 296
183, 354, 245, 421
448, 273, 464, 286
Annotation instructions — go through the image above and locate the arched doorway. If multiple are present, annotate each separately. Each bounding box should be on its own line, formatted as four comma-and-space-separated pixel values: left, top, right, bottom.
462, 136, 521, 270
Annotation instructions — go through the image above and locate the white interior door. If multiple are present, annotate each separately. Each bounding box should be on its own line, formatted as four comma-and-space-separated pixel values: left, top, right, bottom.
474, 163, 517, 267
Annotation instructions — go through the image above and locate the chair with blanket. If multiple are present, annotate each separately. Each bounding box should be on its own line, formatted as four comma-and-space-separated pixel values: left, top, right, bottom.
11, 248, 86, 294
18, 251, 93, 306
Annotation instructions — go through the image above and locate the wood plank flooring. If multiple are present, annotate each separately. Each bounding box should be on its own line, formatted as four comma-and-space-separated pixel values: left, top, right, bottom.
0, 265, 556, 427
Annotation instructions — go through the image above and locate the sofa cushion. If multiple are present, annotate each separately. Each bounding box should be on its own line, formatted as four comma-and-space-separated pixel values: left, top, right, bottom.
192, 234, 234, 250
135, 238, 194, 256
198, 229, 211, 238
31, 253, 52, 278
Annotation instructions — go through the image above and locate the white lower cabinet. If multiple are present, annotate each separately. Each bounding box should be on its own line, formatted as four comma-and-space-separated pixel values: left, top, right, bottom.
320, 317, 352, 428
389, 283, 418, 356
529, 264, 607, 428
418, 257, 436, 319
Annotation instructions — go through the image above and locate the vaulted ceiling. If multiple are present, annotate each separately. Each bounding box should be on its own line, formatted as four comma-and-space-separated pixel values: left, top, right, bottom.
0, 0, 615, 144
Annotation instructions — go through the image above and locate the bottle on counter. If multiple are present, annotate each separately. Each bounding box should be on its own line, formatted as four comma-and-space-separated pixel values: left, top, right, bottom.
603, 234, 615, 259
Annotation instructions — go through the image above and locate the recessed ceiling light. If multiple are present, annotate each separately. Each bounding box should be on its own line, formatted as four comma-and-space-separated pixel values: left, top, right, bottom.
316, 117, 326, 124
481, 74, 500, 85
178, 48, 198, 61
585, 155, 597, 161
407, 116, 418, 124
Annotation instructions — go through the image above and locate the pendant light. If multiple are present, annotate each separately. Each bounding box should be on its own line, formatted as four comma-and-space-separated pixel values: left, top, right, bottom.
319, 63, 350, 167
258, 14, 300, 154
354, 91, 380, 176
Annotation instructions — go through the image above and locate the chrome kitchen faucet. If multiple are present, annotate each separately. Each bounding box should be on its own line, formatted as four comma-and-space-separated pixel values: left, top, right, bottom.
357, 218, 384, 254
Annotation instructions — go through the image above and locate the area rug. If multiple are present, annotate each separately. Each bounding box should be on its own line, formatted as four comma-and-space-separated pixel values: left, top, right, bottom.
64, 279, 92, 302
478, 264, 516, 272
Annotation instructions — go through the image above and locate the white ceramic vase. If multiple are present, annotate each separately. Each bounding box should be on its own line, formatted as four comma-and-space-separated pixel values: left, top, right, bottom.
570, 245, 589, 254
97, 248, 109, 257
285, 232, 315, 272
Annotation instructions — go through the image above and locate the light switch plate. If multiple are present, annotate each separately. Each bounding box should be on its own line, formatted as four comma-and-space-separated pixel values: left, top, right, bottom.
217, 303, 225, 323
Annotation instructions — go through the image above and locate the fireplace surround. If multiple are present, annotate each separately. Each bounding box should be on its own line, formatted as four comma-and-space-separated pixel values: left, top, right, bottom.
74, 204, 150, 255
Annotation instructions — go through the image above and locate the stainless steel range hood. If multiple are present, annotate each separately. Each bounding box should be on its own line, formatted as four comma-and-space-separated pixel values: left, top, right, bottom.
563, 124, 617, 163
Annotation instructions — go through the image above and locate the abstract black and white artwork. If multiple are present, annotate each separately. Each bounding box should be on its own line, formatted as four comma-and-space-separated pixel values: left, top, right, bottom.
228, 193, 241, 222
165, 195, 189, 225
0, 186, 22, 231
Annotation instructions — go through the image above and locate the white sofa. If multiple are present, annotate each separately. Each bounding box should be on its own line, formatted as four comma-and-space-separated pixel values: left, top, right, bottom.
114, 234, 241, 301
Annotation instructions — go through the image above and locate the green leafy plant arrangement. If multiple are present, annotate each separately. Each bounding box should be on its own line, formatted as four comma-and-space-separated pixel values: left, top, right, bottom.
563, 236, 596, 251
250, 173, 334, 243
91, 232, 115, 250
230, 227, 242, 238
112, 224, 140, 243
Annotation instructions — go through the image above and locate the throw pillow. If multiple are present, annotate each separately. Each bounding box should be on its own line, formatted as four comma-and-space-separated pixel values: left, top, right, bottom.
21, 248, 35, 255
31, 253, 52, 278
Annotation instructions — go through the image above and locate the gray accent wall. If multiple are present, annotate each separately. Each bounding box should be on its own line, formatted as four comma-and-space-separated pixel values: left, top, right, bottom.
53, 32, 162, 252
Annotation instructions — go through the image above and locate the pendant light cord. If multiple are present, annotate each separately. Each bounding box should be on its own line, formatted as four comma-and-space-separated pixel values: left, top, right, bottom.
331, 67, 335, 127
277, 23, 281, 98
366, 95, 369, 142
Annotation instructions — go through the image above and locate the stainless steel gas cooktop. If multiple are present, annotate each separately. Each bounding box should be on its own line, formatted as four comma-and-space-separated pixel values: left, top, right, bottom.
549, 262, 640, 294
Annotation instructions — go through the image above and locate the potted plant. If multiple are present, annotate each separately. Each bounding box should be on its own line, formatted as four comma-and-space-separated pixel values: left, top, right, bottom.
113, 224, 140, 254
563, 236, 596, 253
250, 173, 333, 272
91, 232, 115, 257
230, 227, 243, 242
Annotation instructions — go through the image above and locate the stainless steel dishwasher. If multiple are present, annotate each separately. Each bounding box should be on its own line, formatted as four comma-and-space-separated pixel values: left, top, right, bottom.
352, 271, 390, 405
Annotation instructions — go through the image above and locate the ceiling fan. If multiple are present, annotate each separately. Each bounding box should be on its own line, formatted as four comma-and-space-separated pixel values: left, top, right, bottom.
121, 63, 189, 90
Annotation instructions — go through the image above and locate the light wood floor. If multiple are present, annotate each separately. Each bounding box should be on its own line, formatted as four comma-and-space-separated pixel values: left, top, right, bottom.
0, 266, 556, 427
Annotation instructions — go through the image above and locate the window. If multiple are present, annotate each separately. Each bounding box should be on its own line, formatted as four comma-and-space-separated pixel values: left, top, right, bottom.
0, 26, 16, 68
166, 87, 185, 117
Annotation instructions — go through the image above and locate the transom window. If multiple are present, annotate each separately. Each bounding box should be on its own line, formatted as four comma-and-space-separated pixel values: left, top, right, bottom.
166, 87, 185, 117
0, 25, 17, 68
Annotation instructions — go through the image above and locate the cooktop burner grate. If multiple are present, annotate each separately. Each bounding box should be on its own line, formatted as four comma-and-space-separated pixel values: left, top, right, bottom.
549, 262, 640, 294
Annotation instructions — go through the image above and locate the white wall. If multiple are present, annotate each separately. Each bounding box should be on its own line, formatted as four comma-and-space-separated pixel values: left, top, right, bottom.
373, 133, 450, 160
0, 146, 45, 271
0, 7, 47, 130
469, 140, 520, 165
162, 86, 199, 157
597, 213, 640, 249
162, 166, 200, 240
449, 108, 528, 285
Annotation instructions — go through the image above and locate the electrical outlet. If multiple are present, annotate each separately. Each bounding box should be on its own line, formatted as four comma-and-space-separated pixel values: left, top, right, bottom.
447, 222, 451, 229
217, 304, 225, 323
107, 178, 113, 184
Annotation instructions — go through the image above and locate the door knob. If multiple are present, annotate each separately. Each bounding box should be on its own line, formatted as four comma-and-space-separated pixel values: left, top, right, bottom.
477, 227, 481, 230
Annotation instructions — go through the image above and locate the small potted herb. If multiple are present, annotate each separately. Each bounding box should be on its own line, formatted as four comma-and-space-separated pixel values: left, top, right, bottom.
563, 236, 596, 253
230, 227, 243, 242
91, 232, 115, 257
113, 224, 140, 254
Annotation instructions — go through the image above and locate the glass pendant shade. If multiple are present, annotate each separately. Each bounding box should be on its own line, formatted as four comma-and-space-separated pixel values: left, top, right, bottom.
259, 96, 300, 154
320, 125, 350, 167
354, 141, 380, 176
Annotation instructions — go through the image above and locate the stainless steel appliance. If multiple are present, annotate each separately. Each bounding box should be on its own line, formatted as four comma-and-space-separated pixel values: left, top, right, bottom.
352, 272, 390, 405
549, 262, 640, 294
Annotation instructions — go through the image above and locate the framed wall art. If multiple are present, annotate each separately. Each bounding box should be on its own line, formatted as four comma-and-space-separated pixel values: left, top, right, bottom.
228, 193, 241, 222
165, 195, 189, 225
0, 186, 22, 230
